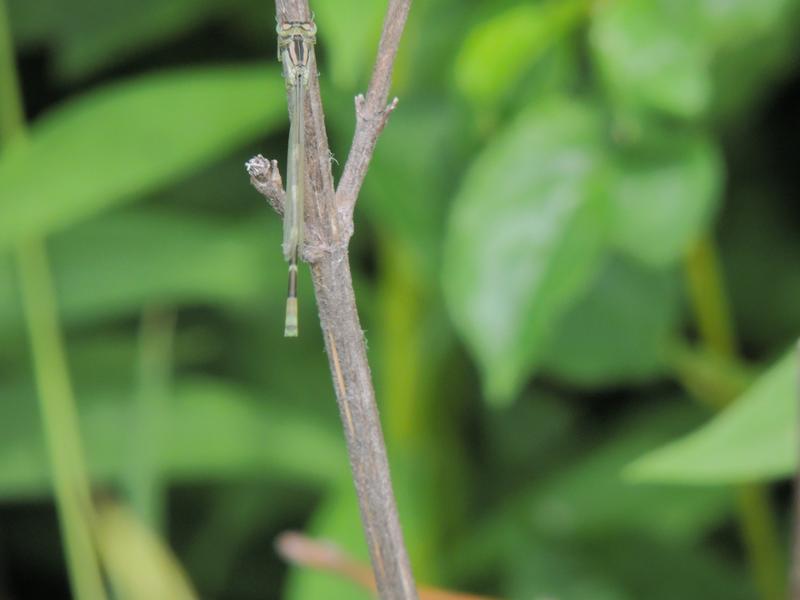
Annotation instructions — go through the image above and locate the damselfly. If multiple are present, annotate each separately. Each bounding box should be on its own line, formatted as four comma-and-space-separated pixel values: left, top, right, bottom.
277, 20, 316, 337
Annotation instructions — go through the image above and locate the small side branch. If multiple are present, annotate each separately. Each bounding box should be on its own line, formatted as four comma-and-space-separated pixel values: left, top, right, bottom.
247, 154, 328, 264
335, 0, 412, 222
276, 531, 499, 600
246, 155, 286, 216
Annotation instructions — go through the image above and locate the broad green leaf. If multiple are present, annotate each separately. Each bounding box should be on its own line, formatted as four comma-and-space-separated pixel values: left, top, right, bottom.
506, 534, 751, 600
699, 0, 793, 47
711, 38, 799, 126
313, 0, 385, 90
454, 0, 589, 108
542, 257, 680, 386
527, 404, 732, 542
450, 403, 733, 587
0, 209, 281, 336
482, 391, 575, 480
0, 255, 21, 340
590, 0, 711, 119
165, 379, 344, 481
65, 331, 215, 394
583, 535, 752, 600
8, 0, 221, 80
50, 209, 277, 323
506, 539, 627, 600
442, 99, 608, 404
706, 2, 800, 124
608, 132, 723, 266
0, 65, 285, 247
0, 378, 346, 499
58, 0, 219, 81
7, 0, 57, 46
628, 349, 798, 483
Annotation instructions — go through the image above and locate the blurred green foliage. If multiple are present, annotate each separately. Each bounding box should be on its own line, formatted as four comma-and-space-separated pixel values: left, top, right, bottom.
630, 350, 798, 484
1, 0, 799, 598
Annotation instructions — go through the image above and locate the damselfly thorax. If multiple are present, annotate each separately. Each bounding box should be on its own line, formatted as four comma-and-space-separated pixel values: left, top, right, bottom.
277, 21, 316, 85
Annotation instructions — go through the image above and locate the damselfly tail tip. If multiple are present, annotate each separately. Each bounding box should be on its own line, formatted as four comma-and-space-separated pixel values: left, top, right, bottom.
284, 297, 299, 337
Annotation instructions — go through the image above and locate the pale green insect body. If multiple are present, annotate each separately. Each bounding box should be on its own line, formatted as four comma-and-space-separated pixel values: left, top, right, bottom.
277, 21, 316, 337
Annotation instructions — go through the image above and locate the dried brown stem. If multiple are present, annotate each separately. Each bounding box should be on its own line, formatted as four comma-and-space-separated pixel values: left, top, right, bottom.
335, 0, 410, 225
249, 1, 417, 599
276, 532, 499, 600
246, 155, 285, 216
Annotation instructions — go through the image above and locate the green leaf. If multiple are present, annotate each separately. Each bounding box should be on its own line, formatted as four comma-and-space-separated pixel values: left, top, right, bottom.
608, 132, 723, 266
705, 1, 800, 123
49, 209, 278, 323
442, 99, 608, 404
8, 0, 220, 80
62, 0, 220, 81
528, 404, 732, 543
0, 209, 282, 336
628, 349, 798, 483
0, 66, 285, 247
541, 257, 680, 386
165, 379, 345, 482
0, 378, 346, 499
454, 0, 589, 108
506, 532, 751, 600
313, 0, 385, 90
699, 0, 792, 47
506, 539, 628, 600
61, 0, 220, 81
7, 0, 58, 47
449, 403, 733, 588
0, 255, 22, 341
590, 0, 711, 119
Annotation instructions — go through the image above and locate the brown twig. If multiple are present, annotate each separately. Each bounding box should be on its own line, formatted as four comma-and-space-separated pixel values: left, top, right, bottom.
246, 155, 285, 216
248, 1, 416, 599
276, 532, 499, 600
335, 0, 411, 226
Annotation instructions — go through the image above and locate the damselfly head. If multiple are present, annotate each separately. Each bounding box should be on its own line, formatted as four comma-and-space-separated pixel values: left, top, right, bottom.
276, 20, 317, 40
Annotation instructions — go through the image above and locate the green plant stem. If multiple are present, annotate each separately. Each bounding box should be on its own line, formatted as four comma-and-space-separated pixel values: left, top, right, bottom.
683, 235, 785, 600
125, 306, 175, 533
377, 236, 471, 587
0, 3, 106, 599
737, 484, 788, 600
667, 342, 752, 411
685, 237, 737, 360
16, 242, 107, 600
377, 238, 436, 579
